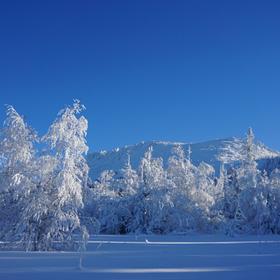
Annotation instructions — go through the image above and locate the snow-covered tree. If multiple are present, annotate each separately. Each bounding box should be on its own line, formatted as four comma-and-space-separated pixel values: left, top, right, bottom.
166, 145, 197, 232
88, 155, 140, 234
167, 145, 193, 187
266, 169, 280, 233
17, 155, 57, 251
42, 100, 89, 250
216, 163, 226, 204
193, 162, 216, 232
138, 146, 165, 191
224, 128, 270, 234
167, 145, 219, 232
0, 105, 37, 192
0, 105, 37, 241
129, 146, 170, 233
236, 128, 259, 232
91, 170, 123, 234
113, 154, 139, 234
119, 154, 138, 196
212, 162, 227, 230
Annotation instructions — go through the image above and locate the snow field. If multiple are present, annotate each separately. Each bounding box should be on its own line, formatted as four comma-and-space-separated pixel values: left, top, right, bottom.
1, 235, 280, 280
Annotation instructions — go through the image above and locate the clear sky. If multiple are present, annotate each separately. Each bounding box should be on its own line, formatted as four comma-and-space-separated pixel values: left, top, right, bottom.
0, 0, 280, 152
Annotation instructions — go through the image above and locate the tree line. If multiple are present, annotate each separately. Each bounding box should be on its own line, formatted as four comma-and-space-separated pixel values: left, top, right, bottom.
85, 128, 280, 236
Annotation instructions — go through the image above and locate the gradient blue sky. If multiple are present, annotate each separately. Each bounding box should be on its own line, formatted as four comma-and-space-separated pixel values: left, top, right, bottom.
0, 0, 280, 152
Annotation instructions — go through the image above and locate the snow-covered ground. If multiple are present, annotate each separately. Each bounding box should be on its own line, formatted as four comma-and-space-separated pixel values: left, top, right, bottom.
1, 234, 280, 280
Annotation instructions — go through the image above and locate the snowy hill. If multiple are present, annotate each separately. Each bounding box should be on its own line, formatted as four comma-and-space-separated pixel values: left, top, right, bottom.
87, 138, 279, 179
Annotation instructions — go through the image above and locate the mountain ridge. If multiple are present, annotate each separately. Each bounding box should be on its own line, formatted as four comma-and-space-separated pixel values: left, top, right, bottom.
88, 137, 279, 179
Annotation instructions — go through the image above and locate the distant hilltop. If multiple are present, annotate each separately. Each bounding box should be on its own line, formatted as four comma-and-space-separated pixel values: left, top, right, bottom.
87, 138, 279, 180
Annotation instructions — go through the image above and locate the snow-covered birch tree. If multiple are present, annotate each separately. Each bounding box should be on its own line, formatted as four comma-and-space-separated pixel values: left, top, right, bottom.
42, 100, 89, 250
0, 105, 37, 240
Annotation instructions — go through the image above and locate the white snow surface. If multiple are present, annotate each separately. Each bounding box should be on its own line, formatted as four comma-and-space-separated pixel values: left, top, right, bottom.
88, 138, 279, 179
1, 234, 280, 279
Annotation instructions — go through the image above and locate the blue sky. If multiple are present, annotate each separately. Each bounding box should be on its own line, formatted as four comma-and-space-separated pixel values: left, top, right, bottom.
0, 0, 280, 152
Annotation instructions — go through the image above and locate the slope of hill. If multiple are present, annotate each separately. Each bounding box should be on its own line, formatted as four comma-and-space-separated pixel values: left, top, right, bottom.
87, 138, 279, 180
